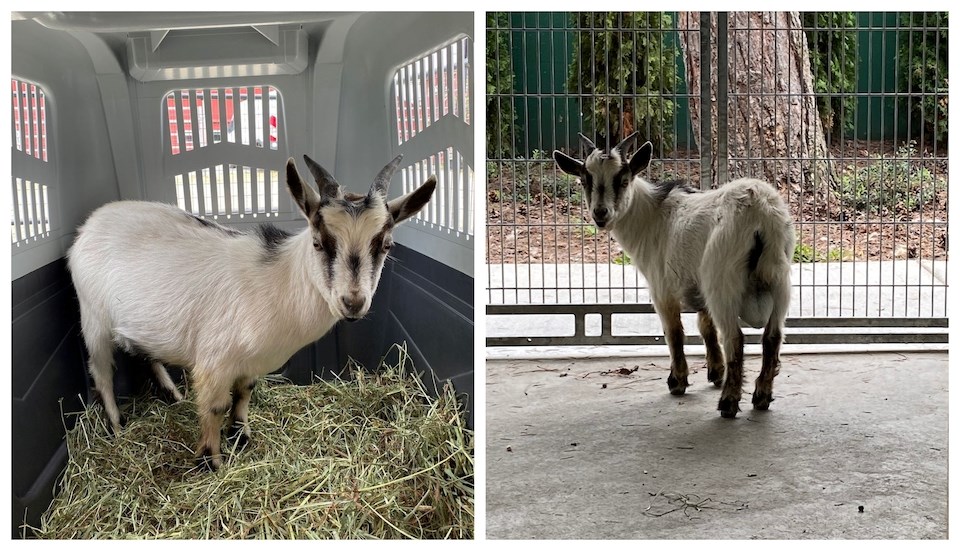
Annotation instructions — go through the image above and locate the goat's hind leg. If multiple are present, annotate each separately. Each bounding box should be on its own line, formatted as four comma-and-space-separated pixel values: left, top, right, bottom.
752, 321, 782, 410
150, 361, 184, 403
226, 376, 257, 450
658, 300, 689, 395
697, 310, 725, 387
83, 323, 124, 434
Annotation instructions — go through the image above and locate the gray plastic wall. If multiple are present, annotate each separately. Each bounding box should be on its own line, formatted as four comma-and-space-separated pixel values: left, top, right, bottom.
10, 12, 473, 538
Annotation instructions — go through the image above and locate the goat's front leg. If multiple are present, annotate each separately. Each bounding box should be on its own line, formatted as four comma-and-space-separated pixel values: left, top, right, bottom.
697, 310, 725, 387
193, 372, 233, 471
226, 377, 257, 450
657, 299, 689, 395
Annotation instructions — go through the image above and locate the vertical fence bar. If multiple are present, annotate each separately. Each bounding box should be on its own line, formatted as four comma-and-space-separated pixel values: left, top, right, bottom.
716, 12, 729, 186
699, 12, 713, 190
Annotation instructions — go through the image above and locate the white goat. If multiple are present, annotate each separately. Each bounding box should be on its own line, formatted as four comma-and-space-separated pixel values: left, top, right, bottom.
554, 133, 794, 418
67, 154, 436, 469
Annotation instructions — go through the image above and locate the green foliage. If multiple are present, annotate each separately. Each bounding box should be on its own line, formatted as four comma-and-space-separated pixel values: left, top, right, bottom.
487, 13, 517, 158
897, 12, 948, 146
566, 12, 678, 151
802, 12, 858, 140
793, 243, 817, 263
578, 218, 598, 238
613, 251, 631, 265
835, 141, 946, 214
793, 242, 850, 263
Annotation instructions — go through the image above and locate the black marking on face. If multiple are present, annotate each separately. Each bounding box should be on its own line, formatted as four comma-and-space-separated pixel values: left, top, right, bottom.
254, 224, 293, 261
368, 222, 395, 276
652, 179, 697, 205
611, 164, 632, 206
349, 253, 362, 279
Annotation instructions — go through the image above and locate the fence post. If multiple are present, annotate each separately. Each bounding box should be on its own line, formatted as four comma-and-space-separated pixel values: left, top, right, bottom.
698, 12, 712, 190
716, 11, 729, 186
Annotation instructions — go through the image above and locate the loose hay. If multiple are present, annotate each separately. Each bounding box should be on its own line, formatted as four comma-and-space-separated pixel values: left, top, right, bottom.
30, 344, 474, 539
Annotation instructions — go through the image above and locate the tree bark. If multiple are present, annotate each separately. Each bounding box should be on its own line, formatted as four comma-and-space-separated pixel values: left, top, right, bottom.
677, 11, 836, 199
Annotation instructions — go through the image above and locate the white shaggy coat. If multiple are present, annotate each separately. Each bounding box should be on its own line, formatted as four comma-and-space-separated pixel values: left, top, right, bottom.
554, 133, 794, 417
68, 154, 436, 469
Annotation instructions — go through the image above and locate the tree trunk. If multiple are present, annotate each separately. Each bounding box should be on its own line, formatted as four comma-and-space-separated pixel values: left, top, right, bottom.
677, 11, 836, 199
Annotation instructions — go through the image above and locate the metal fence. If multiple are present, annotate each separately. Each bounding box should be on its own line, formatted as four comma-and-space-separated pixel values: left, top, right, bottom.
486, 11, 948, 346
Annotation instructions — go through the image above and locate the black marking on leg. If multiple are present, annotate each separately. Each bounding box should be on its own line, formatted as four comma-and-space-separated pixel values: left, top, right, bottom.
752, 389, 774, 410
707, 366, 724, 387
667, 373, 689, 396
718, 396, 741, 418
196, 446, 218, 472
225, 422, 251, 450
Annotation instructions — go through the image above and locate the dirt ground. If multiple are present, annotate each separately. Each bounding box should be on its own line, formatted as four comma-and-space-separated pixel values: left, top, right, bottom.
486, 140, 948, 265
486, 352, 948, 539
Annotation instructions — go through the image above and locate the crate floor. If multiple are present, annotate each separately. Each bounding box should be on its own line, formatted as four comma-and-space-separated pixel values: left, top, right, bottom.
485, 352, 947, 539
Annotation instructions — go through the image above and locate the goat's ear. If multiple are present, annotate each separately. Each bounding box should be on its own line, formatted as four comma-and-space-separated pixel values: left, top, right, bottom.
553, 150, 584, 177
388, 176, 436, 224
303, 154, 342, 201
628, 141, 654, 176
286, 158, 322, 220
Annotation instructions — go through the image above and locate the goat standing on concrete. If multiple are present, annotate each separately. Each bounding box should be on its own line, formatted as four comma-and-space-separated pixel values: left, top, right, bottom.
68, 154, 435, 469
554, 133, 794, 418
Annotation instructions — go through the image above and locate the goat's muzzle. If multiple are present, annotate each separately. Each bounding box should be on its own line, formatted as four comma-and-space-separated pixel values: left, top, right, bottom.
592, 207, 609, 228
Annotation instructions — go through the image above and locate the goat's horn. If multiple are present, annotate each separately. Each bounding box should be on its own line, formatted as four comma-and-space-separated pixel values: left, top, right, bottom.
303, 155, 341, 200
370, 154, 403, 197
614, 131, 640, 156
578, 133, 598, 155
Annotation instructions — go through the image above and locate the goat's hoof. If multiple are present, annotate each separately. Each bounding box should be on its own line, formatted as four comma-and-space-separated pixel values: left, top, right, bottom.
667, 374, 689, 395
107, 415, 127, 436
196, 448, 221, 472
718, 397, 740, 418
752, 390, 774, 410
225, 423, 251, 450
156, 387, 182, 405
707, 368, 724, 387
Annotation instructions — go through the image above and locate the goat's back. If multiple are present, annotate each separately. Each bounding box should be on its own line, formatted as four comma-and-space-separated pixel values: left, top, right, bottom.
67, 201, 312, 371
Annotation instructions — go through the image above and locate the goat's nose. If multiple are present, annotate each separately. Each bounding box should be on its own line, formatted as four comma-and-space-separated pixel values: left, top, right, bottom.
341, 293, 365, 316
593, 207, 609, 224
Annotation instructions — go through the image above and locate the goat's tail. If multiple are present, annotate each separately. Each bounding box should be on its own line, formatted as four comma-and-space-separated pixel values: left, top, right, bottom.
743, 191, 795, 328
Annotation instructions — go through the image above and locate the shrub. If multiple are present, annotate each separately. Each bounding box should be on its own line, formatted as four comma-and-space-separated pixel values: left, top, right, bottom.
835, 141, 946, 214
487, 12, 517, 159
802, 12, 858, 141
897, 12, 948, 147
566, 12, 678, 151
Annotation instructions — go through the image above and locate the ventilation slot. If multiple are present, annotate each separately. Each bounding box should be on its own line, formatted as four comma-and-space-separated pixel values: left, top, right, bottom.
392, 36, 472, 146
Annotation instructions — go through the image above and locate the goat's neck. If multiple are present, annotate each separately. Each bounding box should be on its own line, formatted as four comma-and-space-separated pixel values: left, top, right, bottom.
610, 178, 667, 267
269, 230, 339, 344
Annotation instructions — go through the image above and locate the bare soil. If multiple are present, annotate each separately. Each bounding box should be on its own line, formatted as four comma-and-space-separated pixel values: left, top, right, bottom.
486, 140, 948, 264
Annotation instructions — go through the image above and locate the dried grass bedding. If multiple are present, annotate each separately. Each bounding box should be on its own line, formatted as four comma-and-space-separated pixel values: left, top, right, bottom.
31, 345, 474, 539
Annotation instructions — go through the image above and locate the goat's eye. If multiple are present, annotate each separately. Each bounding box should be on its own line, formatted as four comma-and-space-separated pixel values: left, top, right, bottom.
382, 239, 394, 253
313, 239, 322, 251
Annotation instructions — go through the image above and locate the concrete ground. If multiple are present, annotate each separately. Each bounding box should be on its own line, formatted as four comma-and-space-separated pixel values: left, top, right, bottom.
486, 352, 948, 539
